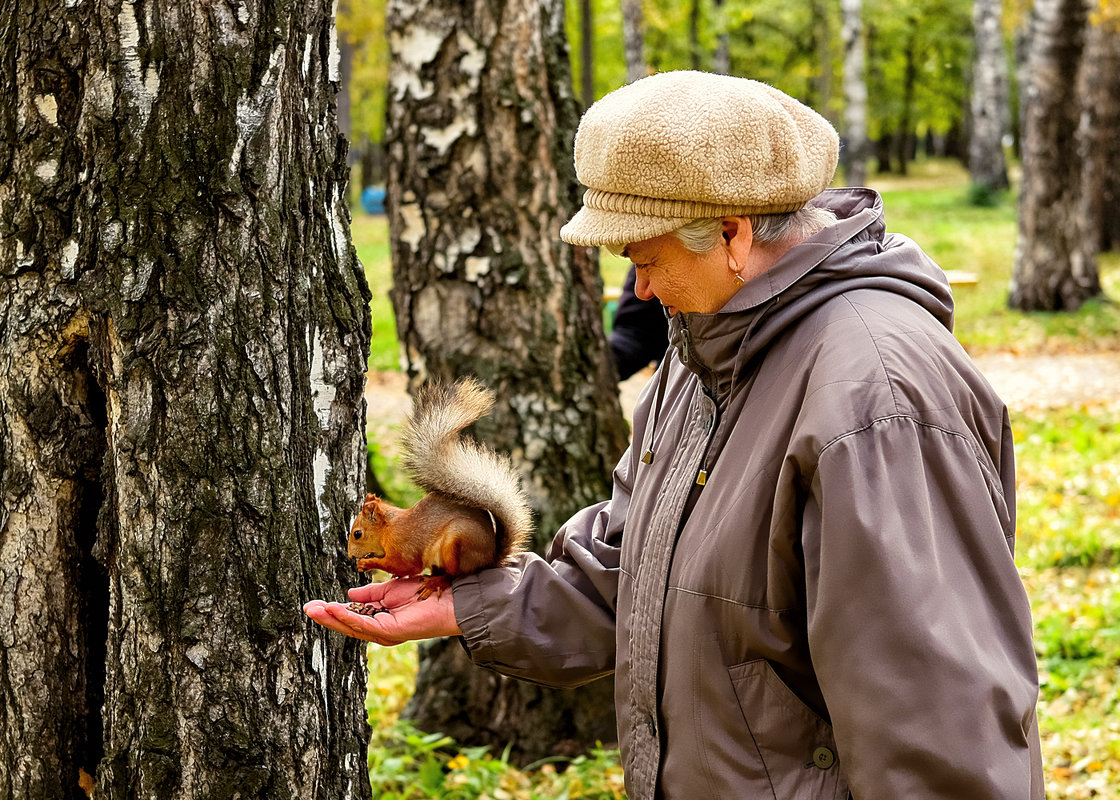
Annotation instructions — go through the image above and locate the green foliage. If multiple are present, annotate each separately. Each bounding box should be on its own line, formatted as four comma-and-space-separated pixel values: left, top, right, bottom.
367, 431, 423, 506
560, 0, 976, 145
862, 0, 972, 143
338, 0, 389, 144
1025, 563, 1120, 791
1013, 404, 1120, 570
366, 721, 626, 800
566, 0, 628, 103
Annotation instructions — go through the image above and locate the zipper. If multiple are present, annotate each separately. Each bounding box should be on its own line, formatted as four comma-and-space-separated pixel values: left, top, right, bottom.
679, 314, 719, 401
678, 315, 693, 365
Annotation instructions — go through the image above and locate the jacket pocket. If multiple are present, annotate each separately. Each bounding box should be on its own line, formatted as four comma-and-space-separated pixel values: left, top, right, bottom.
728, 659, 850, 800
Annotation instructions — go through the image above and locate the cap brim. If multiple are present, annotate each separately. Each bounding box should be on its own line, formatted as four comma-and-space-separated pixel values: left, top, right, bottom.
559, 205, 691, 248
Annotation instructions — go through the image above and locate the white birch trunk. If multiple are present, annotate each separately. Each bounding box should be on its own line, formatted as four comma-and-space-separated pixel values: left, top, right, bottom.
841, 0, 869, 186
968, 0, 1011, 192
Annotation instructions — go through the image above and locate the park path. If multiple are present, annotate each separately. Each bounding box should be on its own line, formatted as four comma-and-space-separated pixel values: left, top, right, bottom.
364, 351, 1120, 431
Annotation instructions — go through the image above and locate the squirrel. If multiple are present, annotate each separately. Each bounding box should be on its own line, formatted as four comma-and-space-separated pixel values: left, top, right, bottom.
347, 377, 532, 613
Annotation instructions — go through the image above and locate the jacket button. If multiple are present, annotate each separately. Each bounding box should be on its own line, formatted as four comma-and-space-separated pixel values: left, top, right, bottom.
646, 715, 657, 737
812, 746, 836, 769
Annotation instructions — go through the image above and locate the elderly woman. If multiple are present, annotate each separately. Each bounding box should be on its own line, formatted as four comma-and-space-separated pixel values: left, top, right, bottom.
306, 71, 1044, 799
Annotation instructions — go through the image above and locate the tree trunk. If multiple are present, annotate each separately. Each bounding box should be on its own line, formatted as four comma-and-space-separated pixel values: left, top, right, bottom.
895, 32, 918, 177
713, 0, 730, 76
689, 0, 703, 70
1080, 19, 1120, 253
1, 1, 372, 798
810, 0, 833, 116
968, 0, 1011, 193
384, 0, 629, 766
622, 0, 647, 83
841, 0, 869, 185
581, 0, 595, 107
1011, 0, 1102, 311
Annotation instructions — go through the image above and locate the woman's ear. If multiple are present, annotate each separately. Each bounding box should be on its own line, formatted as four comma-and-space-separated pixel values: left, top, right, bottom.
722, 216, 753, 261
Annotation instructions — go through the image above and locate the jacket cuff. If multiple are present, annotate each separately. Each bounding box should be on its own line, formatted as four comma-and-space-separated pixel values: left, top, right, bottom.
451, 572, 498, 667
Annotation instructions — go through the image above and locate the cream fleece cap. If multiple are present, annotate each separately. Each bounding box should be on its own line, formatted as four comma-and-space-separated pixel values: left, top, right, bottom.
560, 71, 839, 248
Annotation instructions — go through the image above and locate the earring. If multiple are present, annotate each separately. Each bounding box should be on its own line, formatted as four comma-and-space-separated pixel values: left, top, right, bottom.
729, 255, 745, 288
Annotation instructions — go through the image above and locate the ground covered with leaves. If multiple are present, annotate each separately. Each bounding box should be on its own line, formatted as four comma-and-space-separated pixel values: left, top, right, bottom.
1016, 402, 1120, 799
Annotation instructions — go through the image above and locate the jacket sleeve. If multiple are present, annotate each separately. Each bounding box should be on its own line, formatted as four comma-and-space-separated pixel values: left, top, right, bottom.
801, 415, 1043, 799
450, 450, 633, 689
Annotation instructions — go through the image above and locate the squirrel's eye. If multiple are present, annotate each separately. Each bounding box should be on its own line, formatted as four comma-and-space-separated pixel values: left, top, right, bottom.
353, 530, 362, 539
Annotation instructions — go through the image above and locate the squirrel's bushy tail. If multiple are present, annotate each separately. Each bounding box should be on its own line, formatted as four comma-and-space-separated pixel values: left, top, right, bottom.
400, 377, 532, 560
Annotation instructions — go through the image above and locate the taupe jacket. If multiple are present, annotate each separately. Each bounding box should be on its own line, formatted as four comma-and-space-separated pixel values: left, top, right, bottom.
454, 189, 1045, 799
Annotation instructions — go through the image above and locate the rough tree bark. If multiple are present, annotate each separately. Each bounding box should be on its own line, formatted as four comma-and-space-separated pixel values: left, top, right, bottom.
1011, 0, 1102, 311
968, 0, 1011, 193
622, 0, 647, 83
384, 0, 629, 766
1, 1, 371, 798
1080, 17, 1120, 253
841, 0, 870, 185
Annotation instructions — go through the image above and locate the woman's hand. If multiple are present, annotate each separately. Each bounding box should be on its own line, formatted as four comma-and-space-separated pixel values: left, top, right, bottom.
303, 576, 461, 645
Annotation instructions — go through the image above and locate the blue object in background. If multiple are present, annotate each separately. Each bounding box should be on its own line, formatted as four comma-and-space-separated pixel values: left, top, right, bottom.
361, 185, 386, 215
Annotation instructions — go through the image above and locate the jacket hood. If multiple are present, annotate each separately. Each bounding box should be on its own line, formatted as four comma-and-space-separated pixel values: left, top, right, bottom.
668, 188, 955, 394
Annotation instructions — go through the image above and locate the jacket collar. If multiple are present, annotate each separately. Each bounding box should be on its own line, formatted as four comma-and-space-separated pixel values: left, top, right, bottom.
666, 188, 950, 398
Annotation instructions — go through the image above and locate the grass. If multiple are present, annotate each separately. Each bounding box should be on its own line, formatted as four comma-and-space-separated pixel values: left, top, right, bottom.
1014, 404, 1120, 570
350, 159, 1120, 798
351, 215, 398, 372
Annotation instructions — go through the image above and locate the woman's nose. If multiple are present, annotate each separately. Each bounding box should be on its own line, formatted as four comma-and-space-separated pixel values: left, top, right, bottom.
633, 270, 654, 301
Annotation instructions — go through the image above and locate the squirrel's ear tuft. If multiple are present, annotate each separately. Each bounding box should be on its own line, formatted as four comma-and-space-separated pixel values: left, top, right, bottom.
370, 496, 390, 524
362, 494, 379, 515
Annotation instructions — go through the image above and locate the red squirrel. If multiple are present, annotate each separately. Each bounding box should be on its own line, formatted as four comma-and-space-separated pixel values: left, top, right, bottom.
347, 378, 531, 612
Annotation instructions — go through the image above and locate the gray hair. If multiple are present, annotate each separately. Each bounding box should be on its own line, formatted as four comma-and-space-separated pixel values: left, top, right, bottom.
606, 206, 837, 257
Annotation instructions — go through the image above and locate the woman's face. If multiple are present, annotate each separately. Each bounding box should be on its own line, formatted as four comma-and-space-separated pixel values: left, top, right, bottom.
625, 233, 738, 316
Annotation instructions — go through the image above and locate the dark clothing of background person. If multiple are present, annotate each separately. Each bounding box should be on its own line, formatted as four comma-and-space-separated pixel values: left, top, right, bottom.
609, 266, 670, 380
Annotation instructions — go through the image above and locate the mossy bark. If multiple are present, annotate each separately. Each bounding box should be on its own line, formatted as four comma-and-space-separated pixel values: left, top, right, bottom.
384, 0, 628, 766
0, 0, 372, 797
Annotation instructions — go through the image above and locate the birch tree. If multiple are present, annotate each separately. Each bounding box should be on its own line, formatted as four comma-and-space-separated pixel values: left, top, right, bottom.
968, 0, 1011, 194
623, 0, 648, 82
0, 0, 371, 796
1011, 0, 1102, 310
384, 0, 628, 765
842, 0, 870, 185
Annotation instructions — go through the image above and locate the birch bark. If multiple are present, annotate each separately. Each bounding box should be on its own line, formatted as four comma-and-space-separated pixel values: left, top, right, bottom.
385, 0, 628, 764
